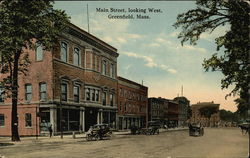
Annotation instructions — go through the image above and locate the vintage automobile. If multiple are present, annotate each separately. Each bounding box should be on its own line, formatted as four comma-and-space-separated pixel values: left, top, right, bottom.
86, 124, 112, 141
131, 121, 161, 135
189, 123, 204, 136
147, 121, 160, 135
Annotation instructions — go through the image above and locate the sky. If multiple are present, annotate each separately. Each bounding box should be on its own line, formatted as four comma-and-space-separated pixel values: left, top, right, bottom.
54, 1, 237, 112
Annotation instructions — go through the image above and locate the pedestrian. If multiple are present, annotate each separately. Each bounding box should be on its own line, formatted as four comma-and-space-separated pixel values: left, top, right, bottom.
48, 124, 53, 138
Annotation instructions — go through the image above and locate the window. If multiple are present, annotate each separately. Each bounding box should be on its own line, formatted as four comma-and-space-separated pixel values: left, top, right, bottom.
25, 113, 32, 127
102, 60, 107, 75
86, 88, 90, 101
25, 84, 32, 102
0, 114, 4, 126
95, 56, 98, 71
119, 102, 122, 111
110, 94, 114, 106
0, 87, 4, 102
96, 90, 99, 102
61, 42, 68, 62
73, 47, 80, 66
74, 86, 80, 102
91, 89, 95, 101
36, 45, 43, 61
39, 83, 46, 101
102, 92, 106, 105
61, 83, 67, 101
110, 63, 115, 78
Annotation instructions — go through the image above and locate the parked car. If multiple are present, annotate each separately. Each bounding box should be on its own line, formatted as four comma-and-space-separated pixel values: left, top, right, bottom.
86, 124, 112, 141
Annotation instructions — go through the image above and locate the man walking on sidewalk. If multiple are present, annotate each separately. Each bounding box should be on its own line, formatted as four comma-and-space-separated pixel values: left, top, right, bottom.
48, 125, 53, 138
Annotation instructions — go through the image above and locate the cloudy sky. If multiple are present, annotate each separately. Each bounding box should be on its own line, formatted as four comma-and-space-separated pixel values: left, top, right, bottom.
54, 1, 237, 111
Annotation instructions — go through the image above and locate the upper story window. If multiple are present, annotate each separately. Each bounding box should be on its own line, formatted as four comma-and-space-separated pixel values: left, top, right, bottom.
96, 90, 99, 102
73, 47, 80, 66
25, 84, 32, 102
25, 113, 32, 127
110, 63, 115, 78
36, 45, 43, 61
102, 60, 107, 75
102, 92, 106, 106
61, 83, 68, 101
60, 42, 68, 62
86, 88, 90, 101
110, 94, 114, 106
74, 86, 80, 102
91, 89, 95, 101
39, 83, 47, 101
0, 114, 4, 126
0, 87, 4, 102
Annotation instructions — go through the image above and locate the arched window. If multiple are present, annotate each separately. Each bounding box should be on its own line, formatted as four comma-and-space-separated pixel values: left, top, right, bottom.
60, 42, 67, 62
73, 47, 80, 66
36, 45, 43, 61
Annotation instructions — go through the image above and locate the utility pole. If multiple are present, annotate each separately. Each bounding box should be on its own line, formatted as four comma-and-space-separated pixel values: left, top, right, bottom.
181, 85, 183, 96
87, 4, 90, 33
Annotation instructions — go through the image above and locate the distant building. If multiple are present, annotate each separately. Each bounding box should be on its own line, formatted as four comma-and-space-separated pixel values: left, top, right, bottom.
167, 100, 179, 127
173, 97, 190, 126
117, 76, 148, 130
148, 97, 168, 125
191, 102, 220, 127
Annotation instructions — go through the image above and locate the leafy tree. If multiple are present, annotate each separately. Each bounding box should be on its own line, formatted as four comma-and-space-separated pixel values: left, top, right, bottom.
0, 0, 69, 141
173, 0, 250, 116
219, 109, 237, 122
199, 106, 218, 126
235, 86, 249, 121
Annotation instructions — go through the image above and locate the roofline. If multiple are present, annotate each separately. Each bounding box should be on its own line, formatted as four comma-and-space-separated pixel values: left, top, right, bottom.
66, 22, 119, 57
117, 76, 148, 89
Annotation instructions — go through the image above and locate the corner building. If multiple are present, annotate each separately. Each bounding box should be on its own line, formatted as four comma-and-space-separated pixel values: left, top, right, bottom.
0, 23, 118, 136
117, 77, 148, 130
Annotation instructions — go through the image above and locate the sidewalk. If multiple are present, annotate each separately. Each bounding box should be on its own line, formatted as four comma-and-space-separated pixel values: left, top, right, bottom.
0, 127, 188, 145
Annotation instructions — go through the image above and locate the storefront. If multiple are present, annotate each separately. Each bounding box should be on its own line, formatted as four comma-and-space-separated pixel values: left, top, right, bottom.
103, 110, 116, 128
57, 109, 80, 132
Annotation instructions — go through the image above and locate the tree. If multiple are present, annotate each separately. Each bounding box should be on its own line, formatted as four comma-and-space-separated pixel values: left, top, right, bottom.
0, 0, 69, 141
199, 106, 218, 126
173, 0, 250, 115
219, 109, 237, 122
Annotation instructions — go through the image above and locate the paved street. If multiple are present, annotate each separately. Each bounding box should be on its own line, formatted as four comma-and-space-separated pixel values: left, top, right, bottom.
0, 128, 249, 158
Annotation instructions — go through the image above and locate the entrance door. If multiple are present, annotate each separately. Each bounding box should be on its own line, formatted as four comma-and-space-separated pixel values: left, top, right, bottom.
85, 107, 98, 131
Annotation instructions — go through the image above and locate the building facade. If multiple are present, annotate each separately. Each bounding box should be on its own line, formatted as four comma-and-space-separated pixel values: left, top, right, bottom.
148, 97, 168, 126
117, 77, 148, 130
0, 23, 119, 136
173, 97, 190, 126
191, 102, 220, 127
167, 100, 179, 128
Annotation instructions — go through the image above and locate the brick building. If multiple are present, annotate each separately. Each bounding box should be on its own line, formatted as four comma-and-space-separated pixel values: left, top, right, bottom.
167, 100, 179, 128
173, 97, 190, 126
148, 97, 168, 125
191, 102, 220, 127
117, 76, 148, 130
0, 23, 119, 136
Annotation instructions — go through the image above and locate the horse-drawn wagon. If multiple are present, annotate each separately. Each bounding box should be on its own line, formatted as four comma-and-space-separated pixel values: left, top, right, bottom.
189, 123, 204, 137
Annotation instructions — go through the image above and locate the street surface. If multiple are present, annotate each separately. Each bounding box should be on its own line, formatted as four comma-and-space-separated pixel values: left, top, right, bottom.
0, 128, 249, 158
